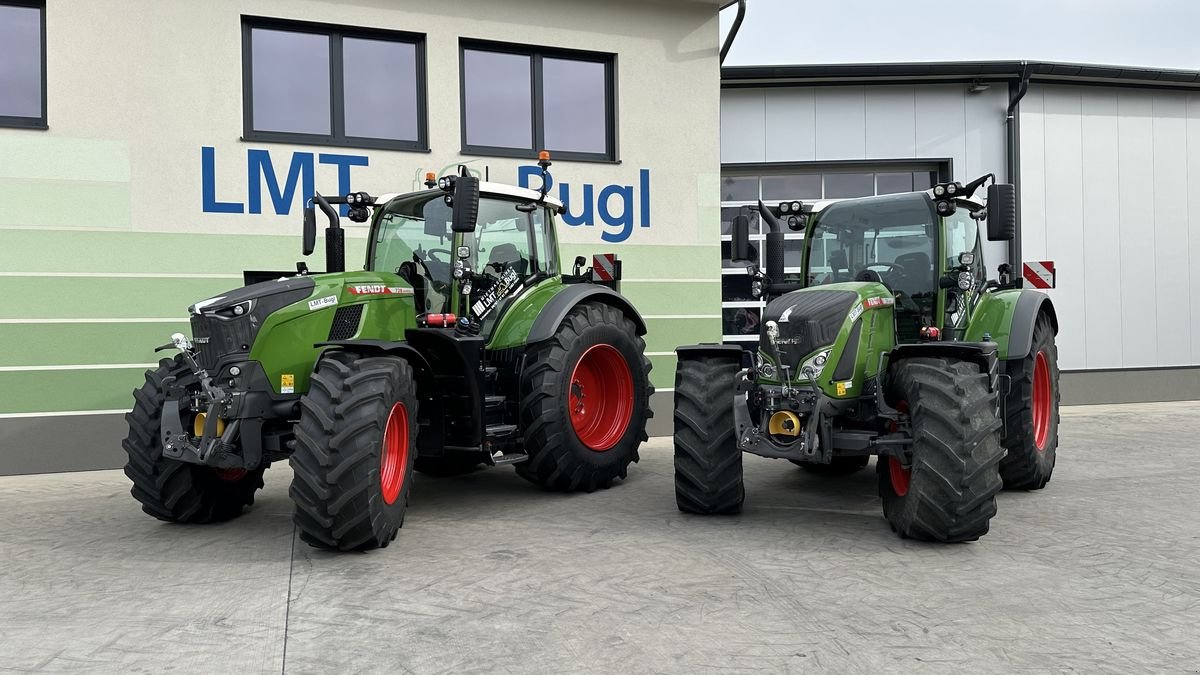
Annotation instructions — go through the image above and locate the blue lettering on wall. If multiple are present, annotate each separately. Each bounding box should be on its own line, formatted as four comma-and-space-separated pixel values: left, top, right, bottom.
518, 166, 651, 243
202, 147, 369, 216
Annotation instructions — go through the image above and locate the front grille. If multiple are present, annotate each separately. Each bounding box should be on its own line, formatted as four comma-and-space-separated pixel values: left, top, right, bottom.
327, 304, 364, 341
761, 290, 857, 370
191, 314, 255, 371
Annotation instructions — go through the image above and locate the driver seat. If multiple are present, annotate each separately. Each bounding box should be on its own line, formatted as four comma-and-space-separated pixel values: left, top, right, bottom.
486, 243, 528, 276
891, 250, 932, 298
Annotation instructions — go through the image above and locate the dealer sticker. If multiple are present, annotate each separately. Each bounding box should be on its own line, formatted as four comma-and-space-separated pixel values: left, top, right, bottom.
308, 295, 338, 311
281, 374, 295, 394
347, 284, 413, 296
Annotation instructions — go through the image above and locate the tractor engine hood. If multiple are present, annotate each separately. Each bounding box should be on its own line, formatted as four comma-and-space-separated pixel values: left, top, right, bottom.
759, 282, 894, 383
187, 276, 317, 371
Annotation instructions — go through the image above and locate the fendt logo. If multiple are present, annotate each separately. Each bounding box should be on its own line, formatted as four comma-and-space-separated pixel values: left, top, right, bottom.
200, 147, 652, 242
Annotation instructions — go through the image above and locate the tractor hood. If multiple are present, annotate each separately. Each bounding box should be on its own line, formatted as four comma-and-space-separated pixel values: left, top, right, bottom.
189, 275, 317, 317
759, 281, 895, 394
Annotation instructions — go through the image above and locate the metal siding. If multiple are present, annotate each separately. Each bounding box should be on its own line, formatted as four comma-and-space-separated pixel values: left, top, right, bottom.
813, 86, 866, 160
1188, 96, 1200, 365
1042, 87, 1086, 370
864, 85, 916, 158
1079, 90, 1125, 368
1151, 93, 1192, 366
914, 85, 967, 168
721, 88, 766, 163
764, 88, 815, 162
1116, 92, 1158, 367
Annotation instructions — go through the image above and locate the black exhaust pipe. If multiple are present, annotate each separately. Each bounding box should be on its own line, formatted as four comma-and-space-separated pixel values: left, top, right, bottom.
758, 199, 784, 285
312, 193, 345, 273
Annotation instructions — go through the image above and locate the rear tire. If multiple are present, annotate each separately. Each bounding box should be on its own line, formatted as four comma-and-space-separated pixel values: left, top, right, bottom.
673, 356, 743, 514
1000, 314, 1059, 490
879, 357, 1004, 542
793, 455, 870, 475
123, 357, 264, 523
290, 352, 417, 552
517, 302, 652, 492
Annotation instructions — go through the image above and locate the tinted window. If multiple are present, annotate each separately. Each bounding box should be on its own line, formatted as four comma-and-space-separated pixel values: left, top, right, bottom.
824, 173, 874, 198
463, 50, 532, 149
244, 19, 426, 150
461, 42, 615, 160
251, 28, 331, 135
875, 172, 913, 195
343, 37, 419, 141
761, 174, 820, 200
721, 176, 758, 201
542, 57, 607, 154
0, 3, 43, 123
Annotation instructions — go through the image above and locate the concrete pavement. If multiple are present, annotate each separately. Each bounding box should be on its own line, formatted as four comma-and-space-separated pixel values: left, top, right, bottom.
1, 401, 1199, 672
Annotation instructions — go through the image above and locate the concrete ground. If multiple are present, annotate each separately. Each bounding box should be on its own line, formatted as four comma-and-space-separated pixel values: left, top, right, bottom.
1, 402, 1199, 673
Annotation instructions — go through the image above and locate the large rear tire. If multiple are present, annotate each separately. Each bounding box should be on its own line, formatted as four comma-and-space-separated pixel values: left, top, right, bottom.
673, 355, 743, 514
879, 357, 1004, 542
1000, 314, 1059, 490
290, 352, 418, 552
123, 357, 264, 523
517, 302, 652, 492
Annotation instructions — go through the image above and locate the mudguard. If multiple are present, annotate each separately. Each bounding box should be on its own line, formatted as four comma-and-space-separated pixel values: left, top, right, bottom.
965, 289, 1058, 360
887, 342, 1001, 394
526, 284, 647, 344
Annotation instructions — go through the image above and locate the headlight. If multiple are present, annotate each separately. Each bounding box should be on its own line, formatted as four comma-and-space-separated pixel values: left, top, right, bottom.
213, 300, 252, 319
800, 348, 833, 379
957, 271, 973, 290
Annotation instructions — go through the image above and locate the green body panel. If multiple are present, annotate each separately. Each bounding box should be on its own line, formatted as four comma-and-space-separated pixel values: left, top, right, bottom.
759, 281, 896, 399
963, 288, 1023, 360
485, 276, 565, 350
247, 270, 416, 395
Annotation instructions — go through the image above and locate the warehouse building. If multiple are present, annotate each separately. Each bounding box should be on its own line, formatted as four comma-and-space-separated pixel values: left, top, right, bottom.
720, 60, 1200, 405
0, 0, 725, 474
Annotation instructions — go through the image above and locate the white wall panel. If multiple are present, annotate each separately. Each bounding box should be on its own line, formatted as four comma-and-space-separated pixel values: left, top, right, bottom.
1019, 89, 1048, 261
1079, 90, 1124, 368
1187, 97, 1200, 364
864, 86, 917, 158
915, 85, 968, 168
1041, 88, 1087, 370
763, 89, 815, 162
813, 87, 866, 160
721, 89, 766, 164
1114, 93, 1158, 367
1151, 94, 1192, 366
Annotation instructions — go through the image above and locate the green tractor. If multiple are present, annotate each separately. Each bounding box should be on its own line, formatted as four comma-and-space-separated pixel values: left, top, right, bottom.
123, 157, 653, 551
674, 176, 1058, 542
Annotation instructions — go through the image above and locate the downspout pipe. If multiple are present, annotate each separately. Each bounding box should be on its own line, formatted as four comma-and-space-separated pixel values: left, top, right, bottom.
719, 0, 746, 65
1005, 62, 1032, 269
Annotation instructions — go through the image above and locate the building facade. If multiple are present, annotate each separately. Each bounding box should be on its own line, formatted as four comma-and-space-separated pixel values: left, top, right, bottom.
0, 0, 724, 474
720, 61, 1200, 405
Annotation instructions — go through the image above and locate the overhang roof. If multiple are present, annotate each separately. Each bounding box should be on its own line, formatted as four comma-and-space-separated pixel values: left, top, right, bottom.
722, 60, 1200, 90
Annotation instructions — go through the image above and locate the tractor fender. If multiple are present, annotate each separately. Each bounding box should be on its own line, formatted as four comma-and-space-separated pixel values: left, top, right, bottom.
1007, 290, 1058, 361
526, 284, 647, 344
316, 339, 433, 374
887, 342, 1001, 394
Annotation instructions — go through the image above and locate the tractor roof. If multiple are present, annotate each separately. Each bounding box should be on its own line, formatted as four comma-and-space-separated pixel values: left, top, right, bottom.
375, 181, 564, 213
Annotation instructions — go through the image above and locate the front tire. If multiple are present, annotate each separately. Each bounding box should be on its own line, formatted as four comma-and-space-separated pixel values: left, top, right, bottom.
290, 352, 418, 552
673, 355, 743, 514
1000, 314, 1060, 490
123, 357, 264, 523
517, 302, 652, 492
879, 357, 1004, 542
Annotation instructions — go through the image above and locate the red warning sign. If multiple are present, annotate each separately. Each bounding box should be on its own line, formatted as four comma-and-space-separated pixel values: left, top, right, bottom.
1022, 261, 1056, 289
591, 254, 616, 282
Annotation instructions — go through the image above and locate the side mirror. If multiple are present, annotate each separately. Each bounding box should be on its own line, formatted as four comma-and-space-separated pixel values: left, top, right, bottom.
302, 204, 316, 256
731, 207, 751, 262
987, 183, 1016, 241
573, 255, 587, 276
451, 176, 480, 233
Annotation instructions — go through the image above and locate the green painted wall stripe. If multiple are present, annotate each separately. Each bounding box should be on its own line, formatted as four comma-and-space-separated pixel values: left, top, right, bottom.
0, 136, 131, 182
0, 277, 235, 319
0, 323, 188, 367
0, 369, 146, 414
559, 243, 719, 279
0, 179, 132, 229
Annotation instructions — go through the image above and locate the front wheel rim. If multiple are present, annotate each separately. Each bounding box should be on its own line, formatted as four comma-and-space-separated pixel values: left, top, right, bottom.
888, 457, 911, 497
380, 402, 409, 505
568, 344, 634, 451
1032, 351, 1052, 452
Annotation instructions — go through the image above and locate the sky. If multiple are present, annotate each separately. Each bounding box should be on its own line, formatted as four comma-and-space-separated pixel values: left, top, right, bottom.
720, 0, 1200, 70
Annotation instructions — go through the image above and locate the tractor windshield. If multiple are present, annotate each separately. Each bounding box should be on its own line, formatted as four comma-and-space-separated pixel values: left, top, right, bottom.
805, 192, 938, 325
370, 193, 459, 313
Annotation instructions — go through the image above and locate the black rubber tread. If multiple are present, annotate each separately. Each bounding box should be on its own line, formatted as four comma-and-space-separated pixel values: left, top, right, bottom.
673, 356, 744, 514
1000, 314, 1059, 490
413, 456, 482, 477
289, 351, 418, 551
516, 302, 653, 492
878, 357, 1004, 543
794, 455, 871, 475
122, 356, 264, 523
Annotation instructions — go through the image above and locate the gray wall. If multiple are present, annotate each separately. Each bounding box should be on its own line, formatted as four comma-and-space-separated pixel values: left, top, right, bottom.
1019, 84, 1200, 371
721, 83, 1011, 265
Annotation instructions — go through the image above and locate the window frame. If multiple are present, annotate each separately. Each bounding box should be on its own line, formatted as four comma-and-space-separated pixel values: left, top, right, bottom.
0, 0, 47, 130
240, 16, 429, 152
458, 39, 618, 163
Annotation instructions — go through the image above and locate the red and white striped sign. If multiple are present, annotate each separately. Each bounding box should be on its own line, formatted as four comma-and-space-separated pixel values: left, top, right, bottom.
1022, 260, 1056, 289
591, 253, 617, 282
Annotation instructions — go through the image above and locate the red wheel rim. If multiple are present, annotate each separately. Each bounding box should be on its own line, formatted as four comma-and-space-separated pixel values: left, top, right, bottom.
888, 457, 911, 497
568, 344, 634, 451
1032, 351, 1051, 452
215, 468, 247, 483
380, 402, 409, 505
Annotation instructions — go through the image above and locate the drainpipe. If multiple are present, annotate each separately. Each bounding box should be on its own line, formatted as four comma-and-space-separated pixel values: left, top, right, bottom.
719, 0, 746, 65
1005, 62, 1032, 268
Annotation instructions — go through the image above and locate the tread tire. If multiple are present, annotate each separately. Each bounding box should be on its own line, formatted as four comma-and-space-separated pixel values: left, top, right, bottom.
1000, 314, 1059, 490
673, 355, 743, 514
516, 302, 653, 492
289, 351, 418, 552
123, 356, 264, 523
879, 357, 1004, 543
